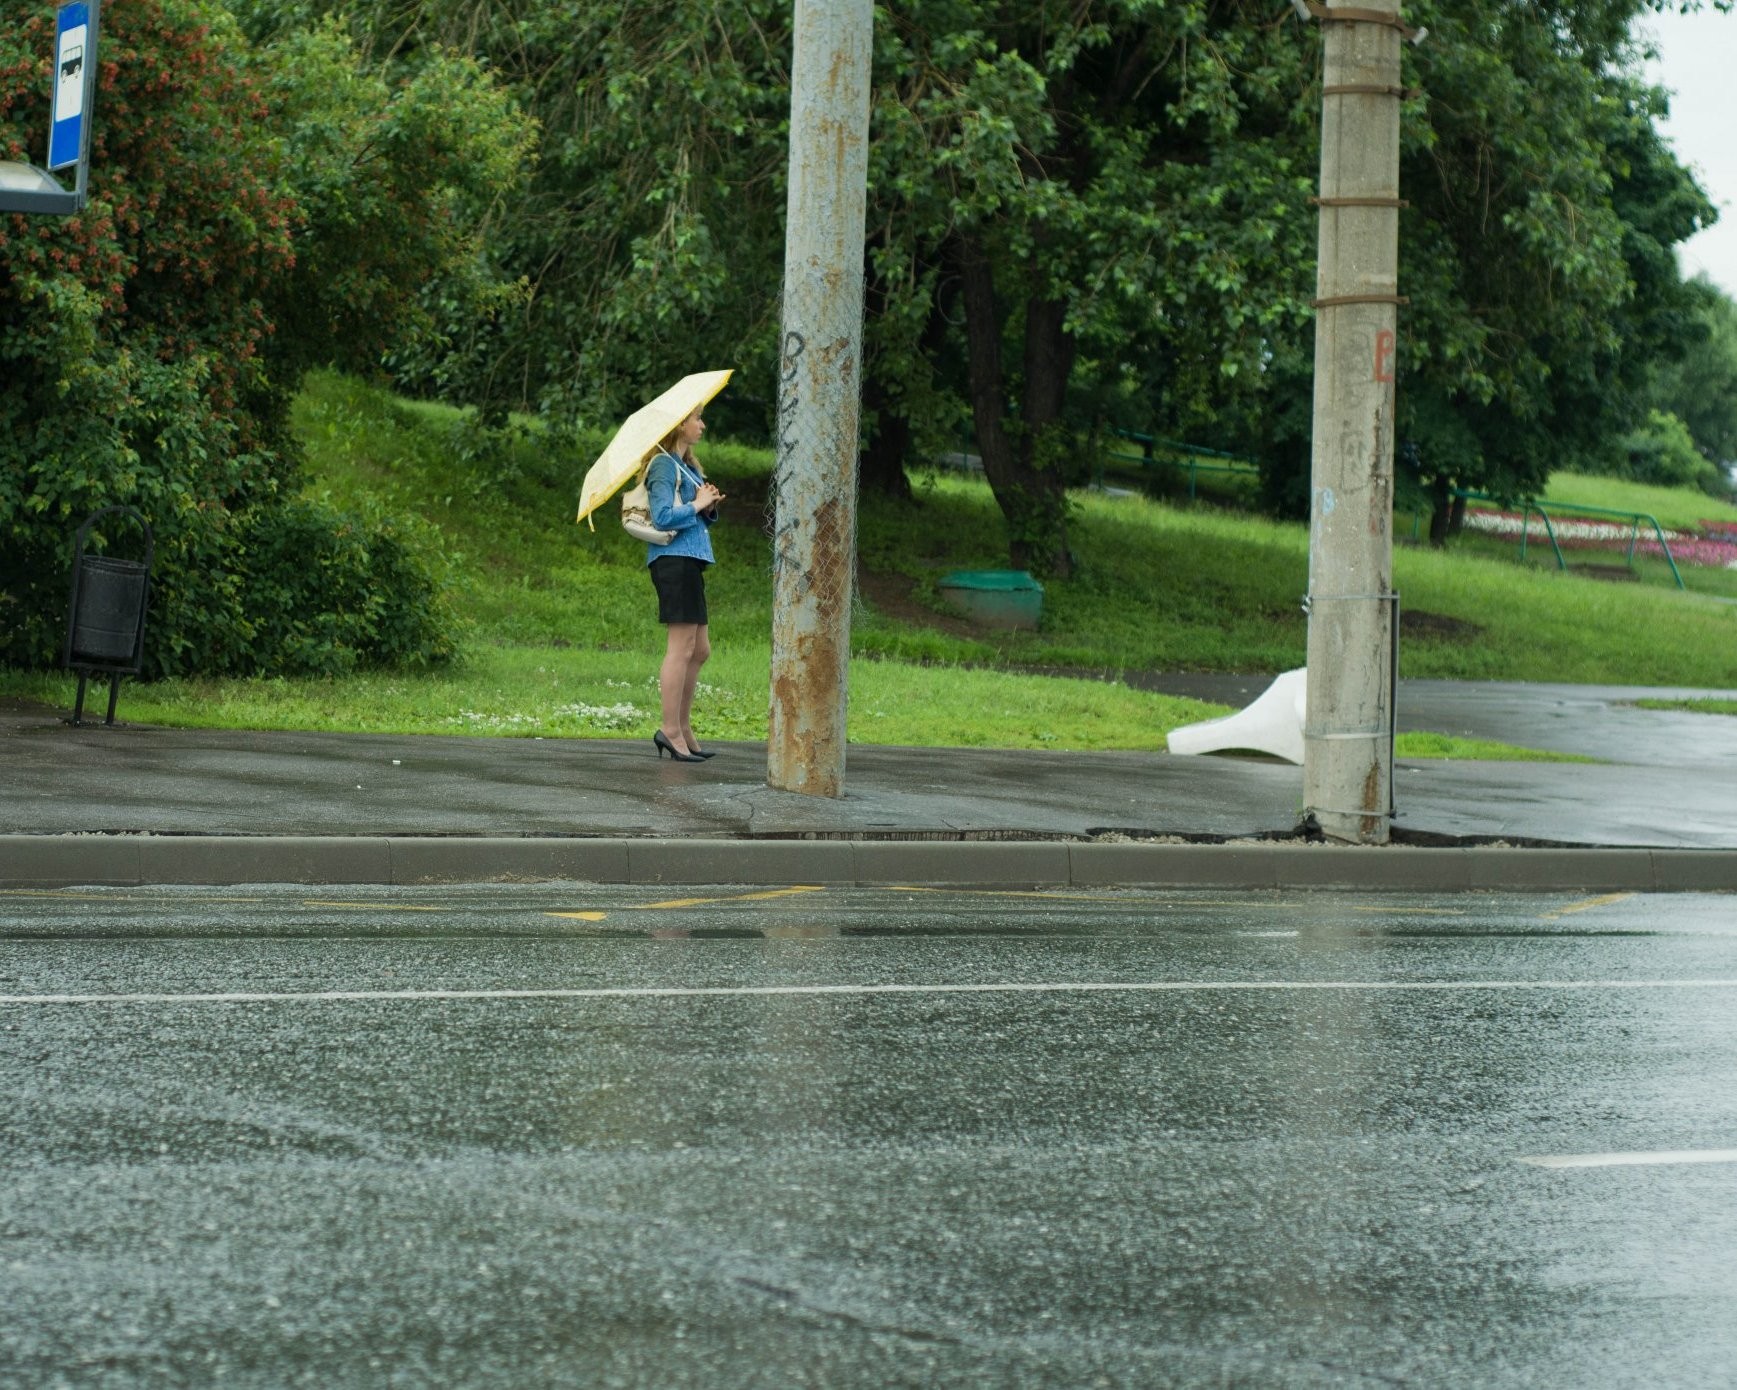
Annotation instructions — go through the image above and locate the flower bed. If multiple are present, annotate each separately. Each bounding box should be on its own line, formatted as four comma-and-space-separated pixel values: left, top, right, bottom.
1462, 508, 1737, 569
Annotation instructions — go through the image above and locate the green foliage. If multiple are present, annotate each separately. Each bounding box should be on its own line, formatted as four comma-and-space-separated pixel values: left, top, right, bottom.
228, 0, 791, 428
230, 499, 456, 674
1, 0, 525, 677
218, 1, 1718, 583
253, 18, 537, 386
1252, 2, 1715, 520
1618, 409, 1723, 494
2, 0, 295, 672
1647, 278, 1737, 471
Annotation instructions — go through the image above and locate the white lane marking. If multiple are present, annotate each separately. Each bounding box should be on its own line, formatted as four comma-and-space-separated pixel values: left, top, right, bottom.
0, 890, 267, 903
1519, 1149, 1737, 1169
5, 979, 1737, 1007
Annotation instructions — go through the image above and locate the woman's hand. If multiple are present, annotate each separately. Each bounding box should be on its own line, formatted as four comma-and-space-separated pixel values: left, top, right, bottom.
694, 483, 723, 511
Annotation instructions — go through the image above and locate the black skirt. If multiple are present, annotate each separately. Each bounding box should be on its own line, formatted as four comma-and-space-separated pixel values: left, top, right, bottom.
649, 555, 709, 625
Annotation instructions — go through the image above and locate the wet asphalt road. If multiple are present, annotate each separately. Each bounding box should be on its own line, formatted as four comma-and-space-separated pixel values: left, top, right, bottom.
4, 886, 1737, 1388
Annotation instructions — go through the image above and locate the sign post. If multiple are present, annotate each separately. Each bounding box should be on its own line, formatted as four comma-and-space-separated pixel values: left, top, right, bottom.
0, 0, 100, 216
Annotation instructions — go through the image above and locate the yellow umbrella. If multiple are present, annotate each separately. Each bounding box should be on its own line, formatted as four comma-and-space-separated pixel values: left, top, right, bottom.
575, 369, 734, 528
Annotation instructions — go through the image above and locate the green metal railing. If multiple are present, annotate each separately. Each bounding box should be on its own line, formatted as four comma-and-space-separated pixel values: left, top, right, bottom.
1101, 430, 1261, 502
1451, 489, 1685, 591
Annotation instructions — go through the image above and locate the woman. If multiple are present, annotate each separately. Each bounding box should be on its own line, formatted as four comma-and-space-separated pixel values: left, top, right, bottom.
644, 408, 725, 762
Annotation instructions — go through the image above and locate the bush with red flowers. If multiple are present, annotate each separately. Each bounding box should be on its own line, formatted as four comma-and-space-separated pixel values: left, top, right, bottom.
1, 0, 528, 676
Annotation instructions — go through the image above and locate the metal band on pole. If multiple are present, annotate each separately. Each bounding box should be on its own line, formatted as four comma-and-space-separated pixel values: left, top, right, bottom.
1310, 196, 1410, 208
1300, 1, 1423, 41
1310, 293, 1410, 309
1322, 83, 1417, 98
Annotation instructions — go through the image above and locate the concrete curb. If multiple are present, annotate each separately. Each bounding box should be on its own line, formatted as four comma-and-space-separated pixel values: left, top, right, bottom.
3, 835, 1734, 892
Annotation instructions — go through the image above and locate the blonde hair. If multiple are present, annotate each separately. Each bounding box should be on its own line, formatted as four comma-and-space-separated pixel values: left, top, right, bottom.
649, 412, 703, 473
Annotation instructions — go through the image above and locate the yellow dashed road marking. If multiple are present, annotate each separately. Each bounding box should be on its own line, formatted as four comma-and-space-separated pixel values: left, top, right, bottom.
1541, 892, 1636, 921
545, 911, 609, 922
632, 886, 828, 910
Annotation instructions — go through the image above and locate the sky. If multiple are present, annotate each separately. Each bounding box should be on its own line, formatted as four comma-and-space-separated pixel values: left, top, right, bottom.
1640, 5, 1737, 299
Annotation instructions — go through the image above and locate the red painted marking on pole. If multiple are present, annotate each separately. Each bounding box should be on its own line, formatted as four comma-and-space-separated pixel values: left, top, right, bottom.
1374, 330, 1396, 383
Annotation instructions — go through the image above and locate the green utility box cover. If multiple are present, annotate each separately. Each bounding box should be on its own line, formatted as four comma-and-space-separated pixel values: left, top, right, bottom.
937, 570, 1044, 630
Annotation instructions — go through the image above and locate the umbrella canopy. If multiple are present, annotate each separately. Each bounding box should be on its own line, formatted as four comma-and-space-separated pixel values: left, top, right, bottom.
575, 369, 734, 528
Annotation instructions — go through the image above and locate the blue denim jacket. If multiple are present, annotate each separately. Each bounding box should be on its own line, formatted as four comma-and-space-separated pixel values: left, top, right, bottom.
644, 451, 715, 566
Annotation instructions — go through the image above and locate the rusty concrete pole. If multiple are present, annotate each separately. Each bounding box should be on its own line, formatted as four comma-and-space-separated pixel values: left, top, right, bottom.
1302, 0, 1406, 844
766, 0, 873, 798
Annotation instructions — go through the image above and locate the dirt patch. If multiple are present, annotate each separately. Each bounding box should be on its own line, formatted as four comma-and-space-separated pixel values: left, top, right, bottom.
1398, 608, 1483, 640
855, 568, 984, 639
1577, 564, 1639, 583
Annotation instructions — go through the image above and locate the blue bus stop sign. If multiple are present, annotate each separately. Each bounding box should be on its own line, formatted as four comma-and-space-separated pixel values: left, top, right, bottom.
48, 2, 91, 172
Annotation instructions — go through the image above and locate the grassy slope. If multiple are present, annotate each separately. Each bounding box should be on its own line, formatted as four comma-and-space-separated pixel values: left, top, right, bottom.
301, 373, 1737, 684
5, 372, 1732, 750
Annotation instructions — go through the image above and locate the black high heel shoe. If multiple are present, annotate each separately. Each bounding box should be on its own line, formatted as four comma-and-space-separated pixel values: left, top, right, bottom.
653, 730, 705, 763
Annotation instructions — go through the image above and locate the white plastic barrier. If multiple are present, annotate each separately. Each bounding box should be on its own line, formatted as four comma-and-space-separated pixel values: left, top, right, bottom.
1165, 668, 1307, 764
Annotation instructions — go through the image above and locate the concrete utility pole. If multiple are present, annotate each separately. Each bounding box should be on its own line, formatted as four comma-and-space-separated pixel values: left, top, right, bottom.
1302, 0, 1410, 844
766, 0, 873, 799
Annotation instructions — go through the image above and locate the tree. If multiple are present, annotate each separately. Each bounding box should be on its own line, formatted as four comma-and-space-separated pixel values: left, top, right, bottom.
859, 1, 1318, 574
229, 0, 792, 432
225, 1, 1324, 573
1234, 1, 1719, 539
213, 0, 1718, 579
1648, 277, 1737, 471
1394, 3, 1712, 536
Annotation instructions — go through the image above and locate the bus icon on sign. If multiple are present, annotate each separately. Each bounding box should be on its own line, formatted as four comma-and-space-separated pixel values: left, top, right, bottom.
54, 26, 87, 127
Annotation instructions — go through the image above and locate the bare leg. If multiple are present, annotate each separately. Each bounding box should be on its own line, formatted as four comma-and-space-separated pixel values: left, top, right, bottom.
659, 624, 699, 753
679, 625, 712, 751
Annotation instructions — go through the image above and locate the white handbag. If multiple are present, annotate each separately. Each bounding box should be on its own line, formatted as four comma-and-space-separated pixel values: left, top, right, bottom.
622, 456, 706, 545
621, 460, 675, 544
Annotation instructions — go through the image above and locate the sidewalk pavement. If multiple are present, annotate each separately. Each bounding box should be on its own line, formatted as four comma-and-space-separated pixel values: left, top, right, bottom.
2, 679, 1733, 893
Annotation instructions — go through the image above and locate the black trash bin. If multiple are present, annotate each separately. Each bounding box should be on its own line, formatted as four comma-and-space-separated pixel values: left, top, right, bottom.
63, 506, 153, 726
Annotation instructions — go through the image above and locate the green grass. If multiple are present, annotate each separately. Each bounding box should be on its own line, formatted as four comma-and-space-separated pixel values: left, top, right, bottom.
9, 659, 1605, 759
1391, 732, 1596, 763
291, 371, 1736, 685
6, 370, 1733, 753
1391, 471, 1737, 533
1632, 698, 1737, 715
4, 649, 1223, 751
1541, 472, 1737, 531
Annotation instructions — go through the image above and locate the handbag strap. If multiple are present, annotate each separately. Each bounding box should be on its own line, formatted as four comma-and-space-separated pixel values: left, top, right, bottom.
649, 451, 705, 495
674, 456, 704, 492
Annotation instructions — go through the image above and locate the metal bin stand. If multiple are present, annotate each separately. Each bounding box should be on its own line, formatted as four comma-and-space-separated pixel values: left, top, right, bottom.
62, 505, 153, 726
